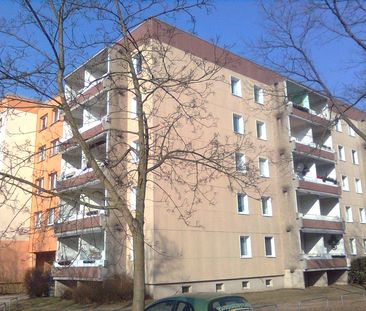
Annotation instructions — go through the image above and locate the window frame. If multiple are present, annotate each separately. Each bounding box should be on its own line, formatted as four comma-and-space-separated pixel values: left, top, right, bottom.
237, 193, 249, 215
261, 196, 272, 216
355, 178, 363, 194
47, 208, 55, 225
348, 125, 356, 137
259, 157, 270, 177
360, 208, 366, 223
131, 97, 138, 119
342, 175, 349, 191
35, 212, 41, 228
264, 236, 276, 257
52, 108, 61, 123
38, 145, 46, 162
132, 52, 142, 74
230, 76, 242, 97
49, 172, 57, 190
337, 145, 345, 161
40, 114, 48, 130
352, 149, 359, 165
232, 113, 244, 134
235, 152, 246, 173
50, 139, 59, 156
350, 238, 357, 255
256, 120, 267, 140
36, 178, 44, 194
345, 206, 353, 222
254, 85, 264, 104
239, 235, 252, 258
335, 119, 342, 132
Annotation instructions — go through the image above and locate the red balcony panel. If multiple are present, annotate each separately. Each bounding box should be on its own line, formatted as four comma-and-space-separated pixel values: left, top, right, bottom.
57, 171, 96, 190
302, 218, 344, 231
306, 258, 347, 270
69, 81, 105, 108
54, 215, 103, 234
292, 107, 329, 127
61, 123, 104, 151
298, 180, 341, 196
52, 266, 103, 281
295, 143, 335, 161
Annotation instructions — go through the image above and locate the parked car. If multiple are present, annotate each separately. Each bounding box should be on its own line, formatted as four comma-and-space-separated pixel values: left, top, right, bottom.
145, 293, 254, 311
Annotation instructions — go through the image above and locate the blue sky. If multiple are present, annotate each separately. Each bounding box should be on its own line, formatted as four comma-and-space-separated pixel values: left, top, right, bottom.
0, 0, 360, 103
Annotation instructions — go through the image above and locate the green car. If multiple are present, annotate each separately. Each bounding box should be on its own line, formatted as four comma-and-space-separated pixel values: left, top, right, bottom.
145, 293, 254, 311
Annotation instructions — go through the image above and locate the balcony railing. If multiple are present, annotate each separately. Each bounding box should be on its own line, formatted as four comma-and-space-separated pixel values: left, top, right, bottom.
52, 265, 106, 281
299, 215, 345, 232
290, 103, 331, 127
297, 176, 341, 196
302, 255, 348, 270
293, 141, 335, 161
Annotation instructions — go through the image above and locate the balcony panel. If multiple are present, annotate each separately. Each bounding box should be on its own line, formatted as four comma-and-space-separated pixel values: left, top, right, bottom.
298, 179, 341, 196
52, 266, 105, 281
295, 142, 335, 161
57, 171, 96, 191
60, 123, 104, 151
291, 106, 330, 127
305, 257, 347, 270
301, 218, 344, 232
54, 215, 105, 236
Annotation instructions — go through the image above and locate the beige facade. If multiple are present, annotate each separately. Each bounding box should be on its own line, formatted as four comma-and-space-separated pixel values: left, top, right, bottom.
52, 19, 366, 298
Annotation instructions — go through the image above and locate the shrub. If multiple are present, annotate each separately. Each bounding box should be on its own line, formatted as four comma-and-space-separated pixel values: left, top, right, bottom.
349, 257, 366, 284
72, 274, 133, 304
24, 268, 50, 297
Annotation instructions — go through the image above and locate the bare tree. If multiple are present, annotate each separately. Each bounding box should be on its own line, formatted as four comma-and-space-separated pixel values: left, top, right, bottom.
0, 1, 265, 309
254, 0, 366, 141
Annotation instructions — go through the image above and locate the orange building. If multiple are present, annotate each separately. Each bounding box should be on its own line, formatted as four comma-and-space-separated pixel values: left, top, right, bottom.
30, 99, 63, 272
0, 96, 39, 286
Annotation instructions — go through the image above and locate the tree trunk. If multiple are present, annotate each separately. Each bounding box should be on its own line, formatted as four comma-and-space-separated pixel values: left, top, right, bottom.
132, 224, 145, 311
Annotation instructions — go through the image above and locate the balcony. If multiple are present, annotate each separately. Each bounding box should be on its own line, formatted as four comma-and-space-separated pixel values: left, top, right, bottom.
294, 142, 335, 162
305, 257, 348, 271
52, 266, 106, 281
300, 215, 345, 233
54, 214, 106, 236
290, 105, 330, 127
58, 170, 97, 190
298, 179, 341, 196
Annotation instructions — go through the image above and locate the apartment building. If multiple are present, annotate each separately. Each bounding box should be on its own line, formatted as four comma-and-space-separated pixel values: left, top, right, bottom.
50, 19, 366, 298
0, 96, 38, 286
29, 99, 63, 273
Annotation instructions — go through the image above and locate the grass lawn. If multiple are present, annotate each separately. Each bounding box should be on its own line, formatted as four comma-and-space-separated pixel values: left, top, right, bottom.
15, 284, 366, 310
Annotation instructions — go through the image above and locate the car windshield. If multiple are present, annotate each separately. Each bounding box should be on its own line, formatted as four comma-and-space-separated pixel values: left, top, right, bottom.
208, 296, 252, 311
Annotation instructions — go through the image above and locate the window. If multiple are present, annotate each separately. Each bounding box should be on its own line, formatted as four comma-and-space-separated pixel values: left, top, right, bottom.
237, 193, 248, 214
242, 281, 250, 289
259, 157, 269, 177
352, 149, 359, 165
335, 119, 342, 132
254, 85, 264, 104
265, 236, 275, 257
342, 175, 349, 191
176, 303, 194, 311
130, 187, 137, 211
355, 178, 363, 193
131, 140, 139, 163
256, 121, 267, 140
337, 145, 345, 161
239, 236, 252, 258
50, 139, 59, 156
40, 114, 48, 130
52, 108, 61, 123
132, 53, 142, 74
261, 197, 272, 216
181, 285, 191, 294
348, 125, 356, 137
345, 207, 353, 222
363, 239, 366, 254
38, 145, 46, 161
233, 114, 244, 134
350, 238, 357, 255
235, 153, 246, 173
215, 283, 224, 292
47, 208, 55, 225
35, 212, 41, 228
131, 97, 137, 119
265, 279, 273, 287
36, 178, 44, 193
146, 301, 176, 311
231, 77, 242, 96
360, 208, 366, 223
49, 172, 57, 190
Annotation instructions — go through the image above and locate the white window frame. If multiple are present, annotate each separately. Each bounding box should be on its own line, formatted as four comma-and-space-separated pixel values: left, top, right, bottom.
355, 178, 363, 194
259, 157, 269, 177
130, 187, 137, 211
348, 125, 356, 137
49, 172, 57, 190
131, 140, 139, 164
40, 114, 48, 130
363, 239, 366, 254
261, 197, 272, 216
360, 208, 366, 223
131, 97, 137, 119
235, 153, 246, 173
39, 145, 46, 161
254, 85, 264, 104
335, 119, 342, 132
242, 281, 250, 289
264, 236, 276, 257
337, 145, 345, 161
36, 178, 44, 194
342, 175, 349, 191
132, 52, 142, 74
345, 206, 353, 222
256, 120, 267, 140
352, 149, 359, 165
50, 139, 59, 156
230, 76, 242, 97
350, 238, 357, 255
232, 113, 244, 134
35, 212, 41, 228
47, 208, 55, 225
239, 235, 252, 258
52, 108, 61, 123
237, 193, 249, 215
265, 279, 273, 287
